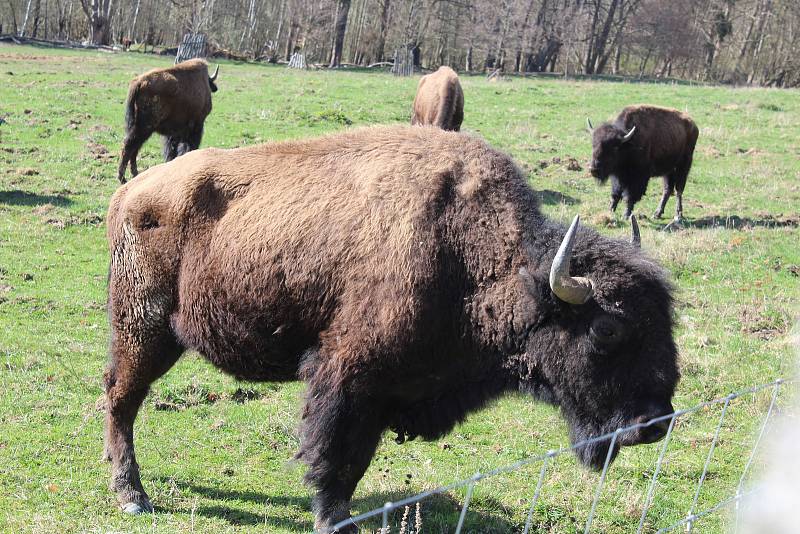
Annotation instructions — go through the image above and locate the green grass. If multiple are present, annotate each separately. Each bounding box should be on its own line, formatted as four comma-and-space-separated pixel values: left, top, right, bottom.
0, 44, 798, 533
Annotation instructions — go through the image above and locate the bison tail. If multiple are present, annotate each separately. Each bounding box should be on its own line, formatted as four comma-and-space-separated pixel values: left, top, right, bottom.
124, 82, 140, 133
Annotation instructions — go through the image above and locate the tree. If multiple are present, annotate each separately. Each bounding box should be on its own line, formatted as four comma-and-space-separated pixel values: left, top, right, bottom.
329, 0, 351, 67
79, 0, 113, 45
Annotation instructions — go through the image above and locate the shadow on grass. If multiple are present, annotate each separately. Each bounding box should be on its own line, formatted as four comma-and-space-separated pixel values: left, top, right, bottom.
0, 189, 73, 207
536, 189, 580, 206
160, 478, 518, 532
685, 214, 799, 230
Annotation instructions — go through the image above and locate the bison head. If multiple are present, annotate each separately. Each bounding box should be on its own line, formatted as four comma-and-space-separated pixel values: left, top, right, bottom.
587, 118, 636, 182
516, 215, 678, 470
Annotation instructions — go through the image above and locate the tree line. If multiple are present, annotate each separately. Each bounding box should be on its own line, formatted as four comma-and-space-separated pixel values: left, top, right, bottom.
3, 0, 799, 87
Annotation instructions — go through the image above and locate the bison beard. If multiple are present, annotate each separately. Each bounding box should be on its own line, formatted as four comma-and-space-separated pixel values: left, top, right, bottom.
104, 125, 679, 531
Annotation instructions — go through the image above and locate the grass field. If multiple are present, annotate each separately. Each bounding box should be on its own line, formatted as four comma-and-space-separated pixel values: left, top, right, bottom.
0, 43, 798, 533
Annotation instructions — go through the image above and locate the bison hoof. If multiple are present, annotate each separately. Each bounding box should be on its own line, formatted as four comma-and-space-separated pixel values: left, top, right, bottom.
121, 500, 153, 515
653, 211, 663, 219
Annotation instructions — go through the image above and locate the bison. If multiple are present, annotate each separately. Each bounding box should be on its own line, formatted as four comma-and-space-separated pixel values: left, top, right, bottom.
587, 105, 699, 220
411, 66, 464, 131
104, 125, 679, 531
117, 58, 219, 183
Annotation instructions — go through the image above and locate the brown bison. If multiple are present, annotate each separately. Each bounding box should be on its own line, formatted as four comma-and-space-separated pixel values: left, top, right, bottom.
104, 125, 678, 531
587, 105, 699, 220
117, 59, 219, 183
411, 66, 464, 131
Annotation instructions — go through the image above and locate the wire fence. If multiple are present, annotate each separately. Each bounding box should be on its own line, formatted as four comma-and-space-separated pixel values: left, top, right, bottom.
322, 378, 792, 533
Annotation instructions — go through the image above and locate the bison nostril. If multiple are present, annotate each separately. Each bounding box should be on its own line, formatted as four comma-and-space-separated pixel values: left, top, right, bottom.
641, 418, 669, 443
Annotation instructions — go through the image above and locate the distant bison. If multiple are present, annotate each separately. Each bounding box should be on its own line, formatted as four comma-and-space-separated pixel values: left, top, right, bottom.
411, 66, 464, 131
104, 125, 678, 531
588, 105, 699, 220
117, 59, 219, 183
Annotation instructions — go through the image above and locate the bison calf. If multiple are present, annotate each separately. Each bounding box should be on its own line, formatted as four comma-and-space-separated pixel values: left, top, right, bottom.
117, 59, 219, 183
588, 105, 699, 220
104, 125, 678, 531
411, 66, 464, 131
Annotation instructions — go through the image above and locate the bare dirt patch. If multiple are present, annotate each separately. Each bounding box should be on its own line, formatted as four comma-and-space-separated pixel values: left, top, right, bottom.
86, 141, 115, 162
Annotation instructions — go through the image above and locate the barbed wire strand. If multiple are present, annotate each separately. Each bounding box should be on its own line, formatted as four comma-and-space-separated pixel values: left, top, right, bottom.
454, 473, 480, 534
635, 413, 678, 534
325, 378, 789, 533
686, 395, 732, 533
656, 488, 758, 533
522, 452, 553, 534
584, 429, 622, 533
733, 379, 782, 533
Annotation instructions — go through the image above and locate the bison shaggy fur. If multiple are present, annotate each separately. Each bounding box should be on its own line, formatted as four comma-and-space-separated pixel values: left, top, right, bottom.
589, 104, 699, 220
104, 125, 679, 531
117, 59, 218, 183
411, 66, 464, 131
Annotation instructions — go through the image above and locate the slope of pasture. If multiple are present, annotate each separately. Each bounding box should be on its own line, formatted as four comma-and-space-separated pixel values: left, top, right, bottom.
0, 44, 797, 533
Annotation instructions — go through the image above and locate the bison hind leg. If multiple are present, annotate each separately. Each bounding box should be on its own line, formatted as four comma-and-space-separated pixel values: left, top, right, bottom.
105, 267, 183, 514
118, 130, 150, 183
671, 155, 693, 221
654, 177, 673, 219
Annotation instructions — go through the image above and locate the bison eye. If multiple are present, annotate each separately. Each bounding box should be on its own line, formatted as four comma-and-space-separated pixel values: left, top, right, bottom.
590, 315, 625, 346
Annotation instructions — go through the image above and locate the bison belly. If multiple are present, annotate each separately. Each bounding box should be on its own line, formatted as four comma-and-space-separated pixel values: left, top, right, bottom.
172, 257, 319, 382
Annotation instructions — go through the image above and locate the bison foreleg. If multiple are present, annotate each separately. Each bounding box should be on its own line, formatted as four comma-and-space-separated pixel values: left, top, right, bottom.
609, 177, 624, 214
298, 373, 385, 533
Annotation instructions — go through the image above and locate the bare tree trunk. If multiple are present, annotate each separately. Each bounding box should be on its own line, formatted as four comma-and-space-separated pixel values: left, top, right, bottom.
130, 0, 141, 40
79, 0, 113, 45
273, 0, 286, 61
584, 0, 601, 74
31, 0, 42, 38
591, 0, 621, 74
351, 0, 368, 64
375, 0, 390, 62
21, 0, 34, 36
329, 0, 351, 67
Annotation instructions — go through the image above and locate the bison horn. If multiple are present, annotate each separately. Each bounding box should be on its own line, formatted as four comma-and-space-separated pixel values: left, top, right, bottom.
210, 65, 219, 82
630, 214, 641, 248
586, 118, 594, 132
622, 125, 636, 142
550, 215, 594, 305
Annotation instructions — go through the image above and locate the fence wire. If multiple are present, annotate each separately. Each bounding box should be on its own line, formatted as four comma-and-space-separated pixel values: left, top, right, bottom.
323, 378, 791, 533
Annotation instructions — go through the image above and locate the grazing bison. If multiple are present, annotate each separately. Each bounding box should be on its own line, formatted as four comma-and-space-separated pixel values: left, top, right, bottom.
117, 59, 219, 183
411, 66, 464, 131
587, 105, 699, 220
104, 125, 678, 531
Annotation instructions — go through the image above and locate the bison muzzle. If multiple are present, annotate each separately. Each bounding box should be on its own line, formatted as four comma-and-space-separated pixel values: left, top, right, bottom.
104, 125, 679, 531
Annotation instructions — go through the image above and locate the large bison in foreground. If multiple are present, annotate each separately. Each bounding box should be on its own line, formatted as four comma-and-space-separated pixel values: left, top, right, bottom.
587, 105, 699, 220
411, 66, 464, 131
104, 126, 679, 531
117, 59, 219, 183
